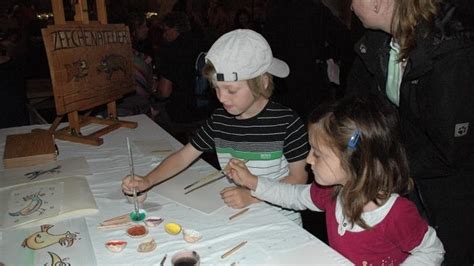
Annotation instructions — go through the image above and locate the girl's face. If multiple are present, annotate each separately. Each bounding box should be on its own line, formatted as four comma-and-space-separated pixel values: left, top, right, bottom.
214, 79, 268, 119
306, 128, 348, 186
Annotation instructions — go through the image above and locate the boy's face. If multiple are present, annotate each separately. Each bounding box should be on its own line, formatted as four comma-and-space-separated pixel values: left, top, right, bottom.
214, 80, 267, 119
306, 127, 348, 186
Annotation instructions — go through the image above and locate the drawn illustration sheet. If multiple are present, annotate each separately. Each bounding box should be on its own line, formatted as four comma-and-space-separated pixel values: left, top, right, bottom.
3, 183, 63, 229
0, 176, 98, 229
0, 156, 91, 189
155, 167, 229, 214
0, 217, 97, 266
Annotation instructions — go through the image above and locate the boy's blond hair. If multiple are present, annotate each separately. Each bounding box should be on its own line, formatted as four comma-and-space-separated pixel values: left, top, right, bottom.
203, 62, 274, 99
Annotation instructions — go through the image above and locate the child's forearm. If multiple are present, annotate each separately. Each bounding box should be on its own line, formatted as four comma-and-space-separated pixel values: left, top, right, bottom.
251, 178, 320, 211
144, 144, 199, 187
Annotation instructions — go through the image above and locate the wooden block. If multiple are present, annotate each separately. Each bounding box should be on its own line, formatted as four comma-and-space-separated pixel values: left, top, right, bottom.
3, 131, 57, 168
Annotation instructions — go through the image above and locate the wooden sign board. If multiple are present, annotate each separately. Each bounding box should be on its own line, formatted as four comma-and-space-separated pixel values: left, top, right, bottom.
41, 24, 134, 115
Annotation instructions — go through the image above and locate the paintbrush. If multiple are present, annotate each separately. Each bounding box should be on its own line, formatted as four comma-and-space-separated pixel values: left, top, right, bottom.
126, 137, 140, 219
184, 159, 249, 193
183, 170, 221, 190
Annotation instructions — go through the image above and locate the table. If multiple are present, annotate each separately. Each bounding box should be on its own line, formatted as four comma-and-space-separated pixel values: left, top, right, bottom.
0, 114, 351, 265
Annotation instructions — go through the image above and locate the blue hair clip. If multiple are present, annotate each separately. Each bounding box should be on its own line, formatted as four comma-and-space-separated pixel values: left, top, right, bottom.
347, 129, 361, 150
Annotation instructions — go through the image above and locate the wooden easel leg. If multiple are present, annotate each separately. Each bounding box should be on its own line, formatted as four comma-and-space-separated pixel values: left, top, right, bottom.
50, 115, 64, 131
107, 101, 117, 119
51, 0, 66, 24
96, 0, 107, 24
74, 0, 90, 24
68, 111, 81, 136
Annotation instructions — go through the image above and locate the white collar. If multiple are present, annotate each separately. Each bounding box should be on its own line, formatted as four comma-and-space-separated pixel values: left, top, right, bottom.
335, 194, 399, 235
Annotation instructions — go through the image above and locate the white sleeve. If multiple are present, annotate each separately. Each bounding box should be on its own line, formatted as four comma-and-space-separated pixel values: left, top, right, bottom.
401, 226, 445, 265
250, 177, 323, 212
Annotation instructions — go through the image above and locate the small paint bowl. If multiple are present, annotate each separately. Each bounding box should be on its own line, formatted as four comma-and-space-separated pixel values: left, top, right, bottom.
182, 229, 202, 243
145, 216, 163, 227
126, 225, 148, 238
171, 250, 200, 266
164, 222, 182, 235
105, 240, 127, 252
129, 209, 147, 222
137, 238, 157, 253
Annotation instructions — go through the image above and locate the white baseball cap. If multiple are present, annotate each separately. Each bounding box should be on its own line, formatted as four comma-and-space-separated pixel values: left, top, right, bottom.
205, 29, 290, 82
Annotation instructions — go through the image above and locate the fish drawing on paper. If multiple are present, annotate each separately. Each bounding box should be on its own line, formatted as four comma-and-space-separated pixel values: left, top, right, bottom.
45, 251, 70, 266
96, 54, 127, 79
9, 191, 46, 217
22, 224, 78, 250
65, 59, 89, 82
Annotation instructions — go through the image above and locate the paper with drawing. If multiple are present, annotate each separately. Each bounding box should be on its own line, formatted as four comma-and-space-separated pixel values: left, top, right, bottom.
0, 176, 98, 229
0, 217, 97, 265
0, 156, 91, 189
3, 183, 63, 228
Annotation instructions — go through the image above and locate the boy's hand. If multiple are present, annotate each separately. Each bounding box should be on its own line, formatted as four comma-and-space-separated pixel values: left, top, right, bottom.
220, 186, 259, 209
227, 159, 258, 190
122, 175, 151, 194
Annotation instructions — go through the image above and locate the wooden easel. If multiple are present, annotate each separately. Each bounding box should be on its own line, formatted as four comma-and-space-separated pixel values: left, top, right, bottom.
37, 0, 137, 146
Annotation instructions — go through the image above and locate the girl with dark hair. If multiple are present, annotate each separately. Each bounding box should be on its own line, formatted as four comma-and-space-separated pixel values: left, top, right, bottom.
226, 95, 445, 265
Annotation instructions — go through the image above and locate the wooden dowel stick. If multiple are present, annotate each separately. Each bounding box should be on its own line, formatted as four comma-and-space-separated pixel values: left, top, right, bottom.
221, 241, 247, 259
229, 208, 249, 220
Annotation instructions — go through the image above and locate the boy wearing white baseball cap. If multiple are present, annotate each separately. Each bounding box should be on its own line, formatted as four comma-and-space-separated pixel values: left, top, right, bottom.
122, 29, 309, 225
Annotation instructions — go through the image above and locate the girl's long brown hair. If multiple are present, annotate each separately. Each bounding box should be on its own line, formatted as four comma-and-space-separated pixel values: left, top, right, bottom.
308, 95, 412, 228
391, 0, 439, 60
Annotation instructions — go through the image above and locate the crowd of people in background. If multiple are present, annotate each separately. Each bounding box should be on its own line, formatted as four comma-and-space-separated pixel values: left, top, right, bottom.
1, 0, 473, 265
0, 0, 356, 131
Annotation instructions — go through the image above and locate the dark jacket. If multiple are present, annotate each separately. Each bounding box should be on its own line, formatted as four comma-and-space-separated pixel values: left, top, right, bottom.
347, 3, 474, 180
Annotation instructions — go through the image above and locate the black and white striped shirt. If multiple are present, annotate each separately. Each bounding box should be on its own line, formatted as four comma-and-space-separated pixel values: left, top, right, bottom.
191, 101, 309, 224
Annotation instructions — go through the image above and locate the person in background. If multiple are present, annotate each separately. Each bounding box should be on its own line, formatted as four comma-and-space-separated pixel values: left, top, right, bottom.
153, 11, 209, 136
147, 15, 163, 55
205, 0, 233, 41
115, 13, 157, 119
227, 95, 445, 265
0, 43, 29, 128
346, 1, 474, 264
232, 8, 255, 31
263, 0, 351, 122
123, 29, 309, 225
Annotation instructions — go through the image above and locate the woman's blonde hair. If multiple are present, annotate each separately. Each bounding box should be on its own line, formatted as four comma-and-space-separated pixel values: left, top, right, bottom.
202, 62, 274, 98
391, 0, 439, 60
308, 95, 412, 229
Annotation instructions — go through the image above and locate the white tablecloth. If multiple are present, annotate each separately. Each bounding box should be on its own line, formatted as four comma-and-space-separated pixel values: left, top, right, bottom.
0, 115, 352, 265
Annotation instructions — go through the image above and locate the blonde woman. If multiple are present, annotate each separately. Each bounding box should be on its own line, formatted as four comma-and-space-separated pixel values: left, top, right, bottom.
347, 1, 474, 265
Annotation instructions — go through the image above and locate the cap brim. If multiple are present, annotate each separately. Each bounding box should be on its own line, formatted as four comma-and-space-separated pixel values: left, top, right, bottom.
268, 57, 290, 78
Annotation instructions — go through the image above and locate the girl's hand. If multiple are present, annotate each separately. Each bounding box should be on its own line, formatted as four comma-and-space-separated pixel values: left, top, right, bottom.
121, 174, 151, 194
227, 159, 258, 190
220, 186, 259, 209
